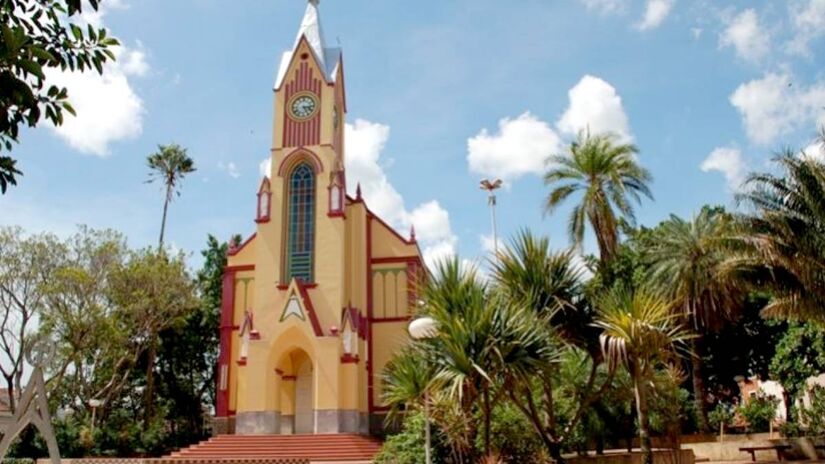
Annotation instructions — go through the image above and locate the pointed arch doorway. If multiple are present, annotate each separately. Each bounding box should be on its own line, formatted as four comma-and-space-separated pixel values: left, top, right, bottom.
277, 348, 315, 434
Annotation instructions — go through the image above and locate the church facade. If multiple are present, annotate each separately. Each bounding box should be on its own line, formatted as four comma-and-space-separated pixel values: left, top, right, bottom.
215, 0, 424, 436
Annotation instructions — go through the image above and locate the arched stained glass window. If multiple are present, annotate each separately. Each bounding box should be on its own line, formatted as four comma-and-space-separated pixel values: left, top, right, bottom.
286, 163, 315, 282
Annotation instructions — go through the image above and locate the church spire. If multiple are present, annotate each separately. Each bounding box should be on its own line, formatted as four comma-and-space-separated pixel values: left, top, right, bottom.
294, 0, 327, 69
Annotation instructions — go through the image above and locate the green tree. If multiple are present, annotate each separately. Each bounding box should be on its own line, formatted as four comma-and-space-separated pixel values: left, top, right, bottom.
736, 152, 825, 323
146, 144, 197, 248
593, 286, 693, 464
544, 131, 653, 264
491, 231, 612, 462
0, 0, 120, 193
0, 226, 62, 411
155, 235, 234, 445
108, 248, 199, 425
769, 322, 825, 402
645, 207, 744, 431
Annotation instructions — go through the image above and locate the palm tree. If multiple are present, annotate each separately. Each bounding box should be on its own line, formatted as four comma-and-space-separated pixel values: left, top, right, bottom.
146, 144, 196, 248
144, 143, 195, 423
490, 231, 612, 462
544, 131, 653, 264
736, 152, 825, 323
593, 286, 693, 464
384, 258, 556, 461
645, 207, 744, 431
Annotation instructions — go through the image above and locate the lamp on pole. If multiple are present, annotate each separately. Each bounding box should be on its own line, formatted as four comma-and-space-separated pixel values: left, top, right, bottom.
479, 178, 503, 256
408, 317, 437, 464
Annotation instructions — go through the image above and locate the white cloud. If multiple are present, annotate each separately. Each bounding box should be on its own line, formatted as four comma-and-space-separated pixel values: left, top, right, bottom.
579, 0, 628, 15
467, 112, 562, 182
46, 5, 146, 156
480, 234, 499, 254
801, 140, 825, 162
557, 75, 632, 141
701, 146, 747, 191
218, 161, 240, 179
636, 0, 676, 31
345, 119, 458, 268
259, 158, 272, 178
729, 73, 825, 145
787, 0, 825, 56
691, 27, 703, 39
719, 9, 770, 63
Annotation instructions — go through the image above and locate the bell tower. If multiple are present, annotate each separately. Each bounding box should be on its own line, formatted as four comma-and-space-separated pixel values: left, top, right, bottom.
263, 0, 347, 286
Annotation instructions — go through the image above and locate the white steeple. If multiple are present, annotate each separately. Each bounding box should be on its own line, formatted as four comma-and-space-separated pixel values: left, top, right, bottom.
275, 0, 342, 89
294, 0, 326, 69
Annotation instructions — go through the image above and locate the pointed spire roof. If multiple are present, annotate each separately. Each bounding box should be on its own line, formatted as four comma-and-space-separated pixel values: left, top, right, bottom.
294, 0, 326, 70
275, 0, 342, 89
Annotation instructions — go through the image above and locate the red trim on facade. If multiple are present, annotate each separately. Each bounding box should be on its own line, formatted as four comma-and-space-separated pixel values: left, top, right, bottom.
327, 211, 346, 218
366, 215, 375, 413
275, 368, 284, 376
295, 279, 325, 337
282, 46, 322, 147
216, 268, 237, 417
236, 358, 247, 367
371, 316, 411, 323
281, 375, 297, 381
277, 282, 318, 290
370, 256, 422, 265
368, 210, 416, 246
256, 178, 272, 223
340, 353, 360, 364
225, 265, 255, 272
227, 234, 257, 258
277, 148, 324, 177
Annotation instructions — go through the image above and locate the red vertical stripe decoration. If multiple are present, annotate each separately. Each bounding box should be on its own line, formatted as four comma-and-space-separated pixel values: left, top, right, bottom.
283, 59, 322, 148
216, 270, 236, 417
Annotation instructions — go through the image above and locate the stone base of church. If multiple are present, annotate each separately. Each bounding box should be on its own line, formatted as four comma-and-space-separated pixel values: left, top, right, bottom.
211, 416, 235, 436
236, 411, 281, 434
231, 410, 370, 435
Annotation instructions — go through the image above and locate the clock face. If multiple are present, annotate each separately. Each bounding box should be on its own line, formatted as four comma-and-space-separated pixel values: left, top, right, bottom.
289, 94, 317, 120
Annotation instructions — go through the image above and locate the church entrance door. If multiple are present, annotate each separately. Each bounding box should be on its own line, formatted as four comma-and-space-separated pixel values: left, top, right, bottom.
294, 357, 314, 433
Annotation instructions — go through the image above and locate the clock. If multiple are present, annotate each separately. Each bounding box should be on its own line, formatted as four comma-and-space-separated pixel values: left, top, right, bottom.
289, 93, 318, 120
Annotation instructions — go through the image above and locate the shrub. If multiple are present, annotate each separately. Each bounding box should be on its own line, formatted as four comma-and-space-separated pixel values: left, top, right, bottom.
798, 386, 825, 435
484, 403, 546, 463
708, 403, 735, 433
738, 393, 779, 433
375, 412, 448, 464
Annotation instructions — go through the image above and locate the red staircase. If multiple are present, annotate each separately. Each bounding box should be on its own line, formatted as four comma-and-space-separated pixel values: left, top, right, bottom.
165, 433, 383, 462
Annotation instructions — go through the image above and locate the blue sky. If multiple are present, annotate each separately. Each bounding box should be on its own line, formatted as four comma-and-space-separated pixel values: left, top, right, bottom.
3, 0, 825, 268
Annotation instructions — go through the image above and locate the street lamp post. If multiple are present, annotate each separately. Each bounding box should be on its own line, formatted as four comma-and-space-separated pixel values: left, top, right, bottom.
408, 317, 437, 464
479, 179, 503, 256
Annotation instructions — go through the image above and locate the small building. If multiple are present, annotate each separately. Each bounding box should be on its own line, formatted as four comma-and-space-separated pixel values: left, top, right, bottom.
214, 0, 424, 436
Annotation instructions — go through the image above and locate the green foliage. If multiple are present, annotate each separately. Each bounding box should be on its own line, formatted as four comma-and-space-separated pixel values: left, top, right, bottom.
737, 152, 825, 322
738, 393, 779, 433
769, 322, 825, 399
484, 403, 546, 463
544, 130, 653, 262
374, 412, 448, 464
798, 386, 825, 435
708, 403, 735, 431
0, 0, 120, 192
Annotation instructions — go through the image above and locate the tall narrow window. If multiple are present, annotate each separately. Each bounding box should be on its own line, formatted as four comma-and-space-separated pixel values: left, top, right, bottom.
286, 163, 315, 282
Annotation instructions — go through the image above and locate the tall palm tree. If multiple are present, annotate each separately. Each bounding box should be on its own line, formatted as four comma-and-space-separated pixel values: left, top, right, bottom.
736, 151, 825, 323
593, 286, 693, 464
645, 207, 744, 431
544, 131, 653, 264
144, 143, 194, 423
146, 144, 196, 248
